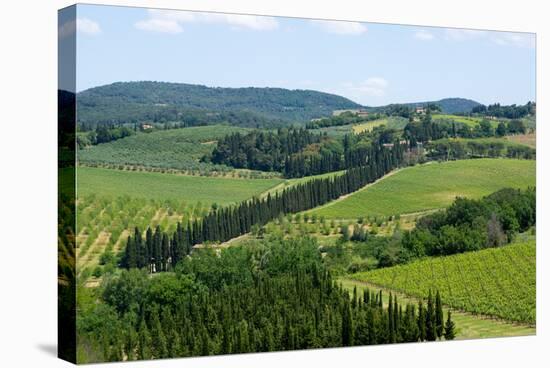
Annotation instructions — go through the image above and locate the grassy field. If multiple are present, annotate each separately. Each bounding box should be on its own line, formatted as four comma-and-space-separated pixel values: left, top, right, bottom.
506, 133, 536, 148
77, 167, 283, 205
78, 125, 252, 174
309, 124, 355, 137
339, 278, 535, 339
262, 170, 346, 198
311, 159, 535, 219
352, 117, 409, 134
352, 119, 388, 134
431, 114, 493, 127
349, 239, 536, 324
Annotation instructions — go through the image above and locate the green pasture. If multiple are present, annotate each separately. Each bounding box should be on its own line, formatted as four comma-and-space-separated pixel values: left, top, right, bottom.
311, 159, 535, 219
77, 166, 283, 205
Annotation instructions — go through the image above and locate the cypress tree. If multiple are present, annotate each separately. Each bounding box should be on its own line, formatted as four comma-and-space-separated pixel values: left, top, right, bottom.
418, 300, 426, 341
153, 226, 162, 273
393, 297, 399, 342
151, 312, 168, 358
124, 325, 138, 361
342, 298, 354, 346
145, 227, 153, 273
444, 311, 456, 340
426, 290, 436, 341
137, 320, 152, 361
161, 233, 170, 272
435, 290, 444, 339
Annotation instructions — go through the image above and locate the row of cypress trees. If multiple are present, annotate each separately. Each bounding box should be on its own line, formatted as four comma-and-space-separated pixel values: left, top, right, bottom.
122, 141, 405, 272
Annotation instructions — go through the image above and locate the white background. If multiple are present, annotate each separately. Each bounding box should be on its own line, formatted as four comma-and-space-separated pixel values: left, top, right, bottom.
0, 0, 547, 366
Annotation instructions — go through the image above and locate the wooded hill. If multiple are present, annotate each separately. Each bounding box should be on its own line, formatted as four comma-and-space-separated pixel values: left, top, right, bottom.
367, 98, 481, 116
77, 81, 362, 128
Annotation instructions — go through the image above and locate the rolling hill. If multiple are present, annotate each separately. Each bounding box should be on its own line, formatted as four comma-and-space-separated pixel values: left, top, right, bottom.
370, 98, 481, 115
77, 81, 362, 127
411, 97, 481, 114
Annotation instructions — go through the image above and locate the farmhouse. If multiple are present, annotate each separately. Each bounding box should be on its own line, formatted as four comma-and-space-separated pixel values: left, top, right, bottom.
141, 123, 154, 130
415, 106, 426, 114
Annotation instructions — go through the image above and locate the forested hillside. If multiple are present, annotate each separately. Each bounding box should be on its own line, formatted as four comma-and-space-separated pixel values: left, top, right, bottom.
77, 81, 362, 127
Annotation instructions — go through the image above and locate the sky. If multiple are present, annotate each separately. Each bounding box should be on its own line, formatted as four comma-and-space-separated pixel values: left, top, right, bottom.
63, 4, 536, 106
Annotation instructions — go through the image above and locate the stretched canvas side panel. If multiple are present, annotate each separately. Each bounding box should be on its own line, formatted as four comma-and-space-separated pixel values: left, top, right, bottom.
58, 5, 77, 364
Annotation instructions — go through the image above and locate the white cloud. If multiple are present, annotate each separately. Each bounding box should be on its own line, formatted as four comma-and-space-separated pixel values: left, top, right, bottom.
414, 30, 434, 41
445, 28, 534, 48
344, 77, 389, 97
77, 18, 101, 35
135, 9, 279, 33
445, 29, 487, 41
310, 20, 367, 35
202, 13, 279, 31
135, 18, 183, 34
491, 33, 535, 48
147, 9, 195, 22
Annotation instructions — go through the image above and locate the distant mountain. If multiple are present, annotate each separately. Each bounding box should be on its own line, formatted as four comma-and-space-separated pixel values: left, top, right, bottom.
77, 81, 362, 127
401, 98, 482, 114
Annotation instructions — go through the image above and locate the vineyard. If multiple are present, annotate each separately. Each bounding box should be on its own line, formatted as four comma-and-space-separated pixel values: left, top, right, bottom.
351, 240, 536, 324
78, 125, 253, 175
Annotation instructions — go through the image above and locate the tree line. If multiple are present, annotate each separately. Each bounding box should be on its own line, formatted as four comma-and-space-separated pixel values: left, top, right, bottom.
79, 238, 454, 363
306, 111, 382, 129
426, 139, 535, 161
77, 125, 135, 148
208, 125, 409, 178
404, 113, 528, 147
122, 141, 405, 271
209, 113, 529, 179
372, 103, 440, 119
471, 101, 535, 119
401, 188, 536, 259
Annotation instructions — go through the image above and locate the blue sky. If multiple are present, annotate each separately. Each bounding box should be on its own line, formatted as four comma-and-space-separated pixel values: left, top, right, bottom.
68, 4, 536, 106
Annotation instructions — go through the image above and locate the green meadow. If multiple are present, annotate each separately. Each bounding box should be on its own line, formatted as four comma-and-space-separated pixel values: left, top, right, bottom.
77, 167, 283, 205
311, 159, 535, 219
432, 114, 490, 127
352, 117, 409, 134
